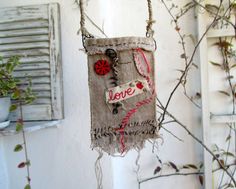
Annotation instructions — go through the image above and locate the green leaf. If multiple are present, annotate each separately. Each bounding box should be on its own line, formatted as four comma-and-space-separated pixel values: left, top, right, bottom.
182, 164, 198, 169
212, 144, 220, 152
227, 183, 235, 188
180, 53, 186, 59
175, 69, 185, 73
24, 184, 31, 189
226, 135, 231, 142
199, 162, 204, 169
6, 63, 14, 73
11, 90, 20, 99
18, 162, 26, 168
230, 64, 236, 69
218, 90, 230, 97
7, 82, 16, 89
16, 122, 23, 132
192, 63, 198, 69
9, 104, 17, 112
223, 152, 235, 157
219, 159, 225, 167
210, 61, 221, 67
168, 161, 179, 172
214, 41, 233, 49
14, 144, 23, 152
154, 166, 162, 175
227, 75, 234, 80
199, 175, 204, 186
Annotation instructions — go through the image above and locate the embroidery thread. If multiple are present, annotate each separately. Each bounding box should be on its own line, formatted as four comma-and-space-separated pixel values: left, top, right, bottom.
117, 48, 156, 153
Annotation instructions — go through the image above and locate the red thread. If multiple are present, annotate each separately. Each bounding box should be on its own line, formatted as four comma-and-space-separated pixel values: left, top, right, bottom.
135, 48, 151, 74
117, 49, 156, 154
108, 87, 136, 102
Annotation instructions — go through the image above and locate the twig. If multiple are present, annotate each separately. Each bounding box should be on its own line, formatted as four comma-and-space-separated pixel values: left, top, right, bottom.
139, 172, 203, 184
183, 91, 202, 109
19, 102, 31, 186
160, 124, 184, 142
192, 0, 236, 30
74, 0, 108, 38
159, 0, 223, 125
156, 1, 236, 185
84, 13, 108, 37
138, 163, 236, 185
166, 110, 236, 186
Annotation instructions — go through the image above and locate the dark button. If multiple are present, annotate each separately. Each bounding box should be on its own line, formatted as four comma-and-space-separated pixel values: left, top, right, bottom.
112, 108, 118, 114
116, 103, 122, 108
105, 49, 117, 59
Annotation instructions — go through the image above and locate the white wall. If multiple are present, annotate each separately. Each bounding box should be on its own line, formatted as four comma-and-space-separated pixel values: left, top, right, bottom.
0, 1, 204, 189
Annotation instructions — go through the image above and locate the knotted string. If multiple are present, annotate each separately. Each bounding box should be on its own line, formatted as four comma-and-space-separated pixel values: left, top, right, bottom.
78, 0, 94, 51
95, 149, 103, 189
79, 0, 94, 38
146, 0, 155, 38
78, 0, 155, 39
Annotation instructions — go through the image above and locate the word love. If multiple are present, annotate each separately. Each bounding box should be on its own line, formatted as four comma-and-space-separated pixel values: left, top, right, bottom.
105, 79, 150, 103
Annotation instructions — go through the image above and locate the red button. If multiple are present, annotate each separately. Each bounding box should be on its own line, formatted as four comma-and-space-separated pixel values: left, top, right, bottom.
94, 60, 111, 75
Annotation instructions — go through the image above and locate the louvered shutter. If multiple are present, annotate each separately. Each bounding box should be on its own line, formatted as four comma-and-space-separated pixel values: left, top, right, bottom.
0, 3, 64, 121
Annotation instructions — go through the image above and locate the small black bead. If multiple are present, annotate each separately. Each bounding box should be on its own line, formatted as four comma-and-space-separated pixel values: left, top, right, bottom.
112, 108, 118, 114
116, 103, 122, 108
105, 49, 117, 59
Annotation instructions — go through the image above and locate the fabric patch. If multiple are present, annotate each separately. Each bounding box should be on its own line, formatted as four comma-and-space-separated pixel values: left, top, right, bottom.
105, 79, 150, 103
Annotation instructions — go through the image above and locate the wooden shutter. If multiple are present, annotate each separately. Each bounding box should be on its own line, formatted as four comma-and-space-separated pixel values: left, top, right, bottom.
0, 3, 64, 121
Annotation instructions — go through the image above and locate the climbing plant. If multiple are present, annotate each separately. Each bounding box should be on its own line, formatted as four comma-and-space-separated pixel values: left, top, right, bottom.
138, 1, 236, 188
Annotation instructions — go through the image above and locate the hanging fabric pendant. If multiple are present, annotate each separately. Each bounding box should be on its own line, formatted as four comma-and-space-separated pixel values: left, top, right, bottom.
86, 37, 158, 154
79, 0, 159, 155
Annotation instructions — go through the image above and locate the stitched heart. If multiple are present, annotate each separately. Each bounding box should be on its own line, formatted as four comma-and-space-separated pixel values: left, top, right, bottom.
136, 82, 144, 89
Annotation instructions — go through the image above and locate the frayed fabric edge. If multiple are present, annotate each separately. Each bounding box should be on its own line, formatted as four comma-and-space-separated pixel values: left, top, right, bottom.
91, 132, 162, 155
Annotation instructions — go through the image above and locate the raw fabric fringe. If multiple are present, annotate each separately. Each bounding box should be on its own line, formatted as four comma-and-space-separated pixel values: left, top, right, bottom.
91, 133, 160, 155
91, 126, 162, 155
93, 140, 161, 189
95, 149, 103, 189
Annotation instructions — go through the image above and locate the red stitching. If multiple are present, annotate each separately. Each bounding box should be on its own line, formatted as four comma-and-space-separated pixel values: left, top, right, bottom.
118, 48, 156, 154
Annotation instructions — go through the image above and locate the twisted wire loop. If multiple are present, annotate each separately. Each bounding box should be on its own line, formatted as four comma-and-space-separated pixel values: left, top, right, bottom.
79, 0, 155, 40
112, 58, 119, 77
